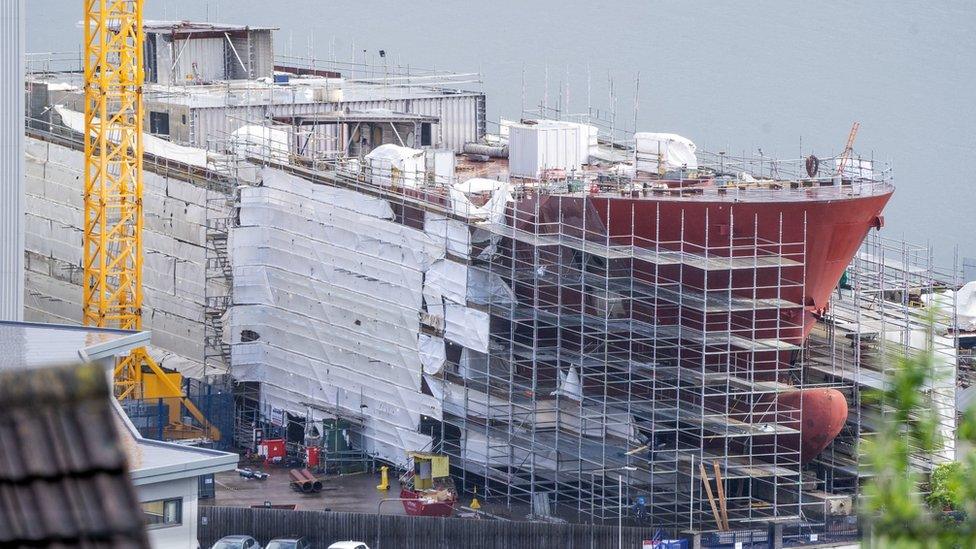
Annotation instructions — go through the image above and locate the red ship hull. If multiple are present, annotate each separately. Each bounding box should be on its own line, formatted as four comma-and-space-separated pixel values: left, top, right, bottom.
507, 186, 891, 464
593, 192, 892, 336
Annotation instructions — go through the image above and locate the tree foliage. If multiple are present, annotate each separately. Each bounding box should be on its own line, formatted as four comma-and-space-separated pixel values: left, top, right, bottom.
860, 324, 976, 548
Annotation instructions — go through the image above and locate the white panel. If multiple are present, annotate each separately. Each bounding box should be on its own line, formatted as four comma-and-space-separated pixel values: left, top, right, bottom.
444, 303, 489, 352
1, 0, 24, 320
172, 37, 225, 83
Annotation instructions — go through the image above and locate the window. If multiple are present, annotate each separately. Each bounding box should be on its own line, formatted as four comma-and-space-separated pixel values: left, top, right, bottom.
142, 498, 182, 529
420, 123, 432, 146
144, 34, 158, 83
149, 111, 170, 136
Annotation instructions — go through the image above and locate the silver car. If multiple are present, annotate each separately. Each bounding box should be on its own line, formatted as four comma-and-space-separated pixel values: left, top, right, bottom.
210, 535, 262, 549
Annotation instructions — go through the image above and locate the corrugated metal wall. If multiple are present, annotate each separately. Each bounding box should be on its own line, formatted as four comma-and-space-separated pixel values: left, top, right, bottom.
157, 35, 226, 85
0, 0, 25, 321
198, 506, 664, 549
190, 92, 485, 153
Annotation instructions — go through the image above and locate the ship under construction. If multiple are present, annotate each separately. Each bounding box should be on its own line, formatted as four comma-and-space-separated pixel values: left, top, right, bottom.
22, 20, 961, 543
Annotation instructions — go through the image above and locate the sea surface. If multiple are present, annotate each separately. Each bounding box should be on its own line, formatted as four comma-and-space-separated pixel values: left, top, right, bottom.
27, 0, 976, 269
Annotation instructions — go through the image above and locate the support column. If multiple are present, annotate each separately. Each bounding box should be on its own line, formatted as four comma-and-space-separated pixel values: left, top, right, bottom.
0, 0, 25, 320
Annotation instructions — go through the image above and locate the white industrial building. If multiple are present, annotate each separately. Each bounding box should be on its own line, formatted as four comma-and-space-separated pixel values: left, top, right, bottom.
120, 406, 238, 549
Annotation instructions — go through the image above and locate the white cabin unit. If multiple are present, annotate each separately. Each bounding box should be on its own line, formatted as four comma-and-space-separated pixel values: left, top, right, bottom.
508, 121, 583, 179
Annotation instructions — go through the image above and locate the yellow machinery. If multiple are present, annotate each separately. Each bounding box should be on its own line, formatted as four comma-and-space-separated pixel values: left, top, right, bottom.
83, 0, 218, 440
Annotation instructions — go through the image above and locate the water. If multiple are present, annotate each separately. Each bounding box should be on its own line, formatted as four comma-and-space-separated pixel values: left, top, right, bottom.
27, 0, 976, 268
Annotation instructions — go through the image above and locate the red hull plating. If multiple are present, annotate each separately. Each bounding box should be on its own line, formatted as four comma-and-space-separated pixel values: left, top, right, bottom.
511, 187, 891, 464
594, 192, 892, 334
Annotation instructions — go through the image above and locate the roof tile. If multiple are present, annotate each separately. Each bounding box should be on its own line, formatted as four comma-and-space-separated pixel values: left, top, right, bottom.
0, 363, 149, 548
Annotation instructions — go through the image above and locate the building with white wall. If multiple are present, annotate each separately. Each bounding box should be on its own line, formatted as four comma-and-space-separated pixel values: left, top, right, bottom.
119, 412, 239, 549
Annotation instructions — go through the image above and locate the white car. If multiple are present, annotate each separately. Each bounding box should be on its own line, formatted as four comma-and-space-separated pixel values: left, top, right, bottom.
327, 542, 370, 549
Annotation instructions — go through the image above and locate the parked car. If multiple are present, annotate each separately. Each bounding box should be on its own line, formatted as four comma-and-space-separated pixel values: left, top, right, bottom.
266, 538, 311, 549
326, 542, 370, 549
210, 535, 262, 549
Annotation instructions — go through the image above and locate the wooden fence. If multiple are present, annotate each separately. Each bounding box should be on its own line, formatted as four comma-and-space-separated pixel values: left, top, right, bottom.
198, 505, 675, 549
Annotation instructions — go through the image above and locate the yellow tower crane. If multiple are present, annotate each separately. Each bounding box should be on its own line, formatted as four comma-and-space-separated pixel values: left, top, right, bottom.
83, 0, 219, 441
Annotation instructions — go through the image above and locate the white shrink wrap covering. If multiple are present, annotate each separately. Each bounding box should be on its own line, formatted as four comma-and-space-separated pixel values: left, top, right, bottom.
55, 105, 211, 169
365, 144, 426, 188
466, 267, 516, 306
444, 303, 490, 352
230, 167, 446, 464
423, 259, 468, 307
24, 136, 226, 378
634, 132, 698, 173
923, 281, 976, 332
418, 335, 447, 375
424, 212, 472, 258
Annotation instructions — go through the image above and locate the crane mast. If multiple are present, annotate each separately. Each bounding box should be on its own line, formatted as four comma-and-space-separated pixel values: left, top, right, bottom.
83, 0, 218, 440
83, 0, 146, 398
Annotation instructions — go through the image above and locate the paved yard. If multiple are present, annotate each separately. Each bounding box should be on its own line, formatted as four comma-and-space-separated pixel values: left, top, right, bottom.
212, 467, 410, 515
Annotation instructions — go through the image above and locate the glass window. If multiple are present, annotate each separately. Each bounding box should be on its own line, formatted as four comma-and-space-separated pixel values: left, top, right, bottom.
149, 111, 170, 136
142, 498, 182, 528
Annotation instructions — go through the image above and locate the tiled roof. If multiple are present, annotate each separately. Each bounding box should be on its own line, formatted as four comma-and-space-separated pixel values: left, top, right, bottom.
0, 362, 149, 548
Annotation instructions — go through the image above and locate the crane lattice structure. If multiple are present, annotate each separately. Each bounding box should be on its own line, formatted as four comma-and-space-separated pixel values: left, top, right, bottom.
83, 0, 218, 439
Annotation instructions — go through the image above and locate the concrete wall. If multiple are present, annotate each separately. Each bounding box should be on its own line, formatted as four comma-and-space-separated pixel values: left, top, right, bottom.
0, 0, 25, 321
136, 476, 200, 549
23, 135, 228, 378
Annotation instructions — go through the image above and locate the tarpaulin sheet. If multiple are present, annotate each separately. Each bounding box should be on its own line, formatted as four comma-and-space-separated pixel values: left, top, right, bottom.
444, 303, 490, 352
365, 144, 425, 188
634, 132, 698, 172
418, 334, 447, 375
923, 280, 976, 331
424, 213, 471, 258
424, 259, 468, 307
231, 167, 445, 463
466, 267, 516, 306
55, 105, 211, 169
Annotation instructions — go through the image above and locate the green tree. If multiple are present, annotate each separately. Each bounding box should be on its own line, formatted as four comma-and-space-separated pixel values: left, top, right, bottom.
860, 328, 976, 548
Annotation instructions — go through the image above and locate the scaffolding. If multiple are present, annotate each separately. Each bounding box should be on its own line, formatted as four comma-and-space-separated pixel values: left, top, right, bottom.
809, 233, 959, 501
417, 183, 816, 537
28, 45, 962, 542
211, 112, 905, 540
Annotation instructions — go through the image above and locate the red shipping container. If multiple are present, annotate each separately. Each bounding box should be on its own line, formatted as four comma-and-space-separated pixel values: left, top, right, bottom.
258, 438, 286, 462
306, 446, 320, 468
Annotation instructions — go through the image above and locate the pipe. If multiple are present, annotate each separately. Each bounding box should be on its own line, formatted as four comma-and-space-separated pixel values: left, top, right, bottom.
463, 142, 508, 158
289, 469, 313, 493
298, 468, 323, 492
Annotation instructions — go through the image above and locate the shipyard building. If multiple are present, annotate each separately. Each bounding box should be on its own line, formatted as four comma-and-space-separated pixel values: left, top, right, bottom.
23, 20, 964, 543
